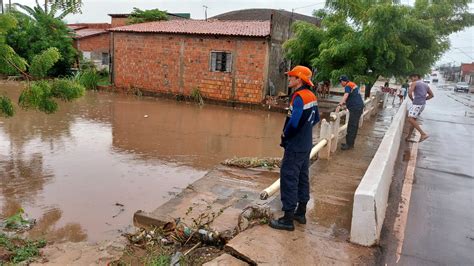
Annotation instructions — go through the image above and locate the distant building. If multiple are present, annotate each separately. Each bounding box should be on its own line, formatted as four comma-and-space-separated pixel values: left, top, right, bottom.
108, 13, 189, 28
108, 9, 320, 105
70, 23, 111, 70
460, 62, 474, 84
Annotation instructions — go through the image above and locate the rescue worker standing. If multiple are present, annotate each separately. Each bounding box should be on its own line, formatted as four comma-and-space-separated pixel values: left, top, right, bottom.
336, 75, 364, 150
270, 66, 320, 231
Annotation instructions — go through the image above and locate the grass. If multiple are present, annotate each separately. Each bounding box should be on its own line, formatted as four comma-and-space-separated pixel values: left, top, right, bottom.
191, 88, 204, 105
0, 233, 46, 264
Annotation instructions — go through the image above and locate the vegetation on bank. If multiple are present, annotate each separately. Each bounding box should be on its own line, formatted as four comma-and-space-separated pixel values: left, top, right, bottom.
0, 1, 106, 118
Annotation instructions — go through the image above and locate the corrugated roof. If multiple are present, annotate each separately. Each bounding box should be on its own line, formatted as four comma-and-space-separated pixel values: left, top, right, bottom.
108, 19, 271, 37
74, 28, 108, 39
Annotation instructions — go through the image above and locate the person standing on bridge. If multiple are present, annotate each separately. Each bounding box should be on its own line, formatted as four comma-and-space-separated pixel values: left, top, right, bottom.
270, 66, 320, 231
336, 75, 365, 150
406, 74, 434, 142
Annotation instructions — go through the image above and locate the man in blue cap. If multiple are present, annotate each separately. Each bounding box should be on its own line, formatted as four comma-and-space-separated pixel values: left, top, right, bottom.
336, 75, 364, 150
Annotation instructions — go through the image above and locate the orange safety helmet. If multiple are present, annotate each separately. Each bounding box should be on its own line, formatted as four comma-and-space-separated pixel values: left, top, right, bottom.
286, 65, 314, 87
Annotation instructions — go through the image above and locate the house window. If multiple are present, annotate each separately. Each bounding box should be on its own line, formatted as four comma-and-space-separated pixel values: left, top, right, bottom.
101, 53, 109, 65
210, 51, 232, 72
82, 51, 91, 60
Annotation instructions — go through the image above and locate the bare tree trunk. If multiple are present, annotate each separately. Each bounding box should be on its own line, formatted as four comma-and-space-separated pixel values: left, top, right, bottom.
44, 0, 48, 13
1, 0, 4, 14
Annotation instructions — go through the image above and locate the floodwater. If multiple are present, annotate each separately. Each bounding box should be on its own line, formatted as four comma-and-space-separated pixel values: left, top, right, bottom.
0, 81, 286, 243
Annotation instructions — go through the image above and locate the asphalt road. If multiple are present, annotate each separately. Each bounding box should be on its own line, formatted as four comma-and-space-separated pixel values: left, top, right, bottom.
391, 85, 474, 265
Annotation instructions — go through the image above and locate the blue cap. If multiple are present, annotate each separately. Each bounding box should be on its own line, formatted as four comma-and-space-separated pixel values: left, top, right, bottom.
339, 75, 349, 82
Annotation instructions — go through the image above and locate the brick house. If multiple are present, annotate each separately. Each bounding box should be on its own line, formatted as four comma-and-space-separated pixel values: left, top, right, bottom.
70, 23, 111, 70
460, 62, 474, 84
108, 10, 319, 105
109, 20, 272, 104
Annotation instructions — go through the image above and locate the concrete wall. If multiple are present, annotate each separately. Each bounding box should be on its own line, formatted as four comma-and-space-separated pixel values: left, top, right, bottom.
267, 12, 292, 96
350, 100, 408, 246
112, 32, 268, 104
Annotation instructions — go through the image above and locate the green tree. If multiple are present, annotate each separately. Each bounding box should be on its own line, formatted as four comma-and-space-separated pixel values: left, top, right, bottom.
7, 4, 77, 76
285, 0, 474, 87
0, 10, 84, 117
126, 7, 168, 25
29, 47, 61, 78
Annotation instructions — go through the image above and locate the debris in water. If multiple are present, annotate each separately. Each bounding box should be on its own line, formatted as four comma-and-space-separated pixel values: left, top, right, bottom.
236, 205, 273, 233
222, 157, 281, 169
1, 209, 36, 232
144, 115, 149, 118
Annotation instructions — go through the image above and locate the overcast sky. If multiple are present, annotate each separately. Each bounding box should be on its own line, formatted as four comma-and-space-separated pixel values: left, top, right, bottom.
10, 0, 474, 66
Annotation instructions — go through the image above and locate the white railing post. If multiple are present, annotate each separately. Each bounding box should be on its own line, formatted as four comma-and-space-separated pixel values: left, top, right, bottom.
330, 112, 340, 153
319, 119, 331, 159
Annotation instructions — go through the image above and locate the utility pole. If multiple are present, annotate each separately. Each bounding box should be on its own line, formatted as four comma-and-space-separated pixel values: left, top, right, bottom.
1, 0, 4, 14
203, 5, 208, 20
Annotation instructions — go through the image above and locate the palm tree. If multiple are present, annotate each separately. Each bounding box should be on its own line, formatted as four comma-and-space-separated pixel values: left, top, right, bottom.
15, 0, 81, 19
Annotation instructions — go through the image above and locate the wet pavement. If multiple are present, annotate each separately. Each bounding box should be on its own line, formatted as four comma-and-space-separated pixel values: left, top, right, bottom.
0, 81, 286, 243
380, 83, 474, 264
222, 96, 400, 265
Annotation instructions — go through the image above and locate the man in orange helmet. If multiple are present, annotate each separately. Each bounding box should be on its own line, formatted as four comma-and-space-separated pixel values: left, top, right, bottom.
336, 75, 365, 150
270, 66, 320, 231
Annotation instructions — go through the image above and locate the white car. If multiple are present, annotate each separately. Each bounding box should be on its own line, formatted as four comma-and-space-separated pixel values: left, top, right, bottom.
454, 82, 469, 93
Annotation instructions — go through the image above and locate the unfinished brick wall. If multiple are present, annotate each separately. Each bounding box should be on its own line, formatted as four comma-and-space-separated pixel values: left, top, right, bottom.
112, 33, 268, 104
111, 17, 128, 27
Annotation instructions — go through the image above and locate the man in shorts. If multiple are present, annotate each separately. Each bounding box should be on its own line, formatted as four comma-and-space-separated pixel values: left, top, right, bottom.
407, 74, 434, 142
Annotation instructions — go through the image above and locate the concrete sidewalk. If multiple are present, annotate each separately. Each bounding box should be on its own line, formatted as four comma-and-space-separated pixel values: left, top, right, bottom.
380, 86, 474, 265
223, 103, 400, 265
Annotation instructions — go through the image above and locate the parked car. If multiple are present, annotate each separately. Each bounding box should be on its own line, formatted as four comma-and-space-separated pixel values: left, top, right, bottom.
454, 82, 469, 92
423, 79, 430, 84
432, 77, 439, 83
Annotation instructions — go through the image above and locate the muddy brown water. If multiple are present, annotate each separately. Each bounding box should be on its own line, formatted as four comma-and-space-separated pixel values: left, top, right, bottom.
0, 81, 307, 243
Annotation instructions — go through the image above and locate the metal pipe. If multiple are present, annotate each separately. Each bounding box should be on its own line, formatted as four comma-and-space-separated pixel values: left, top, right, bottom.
260, 138, 328, 200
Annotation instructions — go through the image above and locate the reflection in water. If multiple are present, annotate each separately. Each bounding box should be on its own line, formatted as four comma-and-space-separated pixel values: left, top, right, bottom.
0, 81, 285, 242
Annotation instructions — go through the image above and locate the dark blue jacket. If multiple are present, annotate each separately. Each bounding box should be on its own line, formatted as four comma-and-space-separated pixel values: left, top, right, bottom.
282, 86, 320, 152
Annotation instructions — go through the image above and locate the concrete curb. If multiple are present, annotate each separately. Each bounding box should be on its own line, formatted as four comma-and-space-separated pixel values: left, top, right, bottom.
350, 99, 408, 246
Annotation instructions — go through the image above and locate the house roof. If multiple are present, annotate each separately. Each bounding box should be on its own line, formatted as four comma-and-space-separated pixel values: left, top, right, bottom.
210, 8, 320, 25
108, 19, 271, 37
108, 13, 189, 20
74, 28, 108, 39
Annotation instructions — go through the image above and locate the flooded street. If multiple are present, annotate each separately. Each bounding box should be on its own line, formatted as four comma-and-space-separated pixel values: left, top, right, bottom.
0, 81, 285, 243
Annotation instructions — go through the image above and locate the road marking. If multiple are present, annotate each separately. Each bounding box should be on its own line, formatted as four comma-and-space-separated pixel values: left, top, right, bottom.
394, 133, 420, 263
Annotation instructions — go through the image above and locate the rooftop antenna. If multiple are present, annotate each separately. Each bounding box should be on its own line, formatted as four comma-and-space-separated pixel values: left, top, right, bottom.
203, 5, 208, 20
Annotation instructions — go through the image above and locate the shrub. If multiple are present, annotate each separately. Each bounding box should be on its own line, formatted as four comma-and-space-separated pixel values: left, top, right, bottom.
51, 79, 85, 101
76, 69, 100, 90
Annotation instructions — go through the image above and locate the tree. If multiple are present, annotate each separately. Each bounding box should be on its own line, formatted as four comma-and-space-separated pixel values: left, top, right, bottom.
284, 0, 474, 88
126, 8, 168, 25
7, 3, 77, 76
0, 12, 84, 117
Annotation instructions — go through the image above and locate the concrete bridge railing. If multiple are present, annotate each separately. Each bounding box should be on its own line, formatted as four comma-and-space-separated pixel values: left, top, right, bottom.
260, 91, 384, 200
350, 99, 407, 246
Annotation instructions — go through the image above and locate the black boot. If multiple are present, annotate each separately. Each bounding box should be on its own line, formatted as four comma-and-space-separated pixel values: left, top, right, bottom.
341, 143, 353, 150
269, 211, 295, 231
294, 203, 307, 224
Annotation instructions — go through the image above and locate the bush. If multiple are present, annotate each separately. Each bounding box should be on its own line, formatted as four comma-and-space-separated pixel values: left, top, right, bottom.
51, 79, 85, 101
76, 69, 100, 90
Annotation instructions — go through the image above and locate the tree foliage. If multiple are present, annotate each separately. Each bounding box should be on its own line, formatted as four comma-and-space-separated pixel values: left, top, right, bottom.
29, 47, 61, 78
18, 79, 85, 114
0, 14, 28, 76
7, 4, 77, 76
284, 0, 474, 84
126, 8, 168, 25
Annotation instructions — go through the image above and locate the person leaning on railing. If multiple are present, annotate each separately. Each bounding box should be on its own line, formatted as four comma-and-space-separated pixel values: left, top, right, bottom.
269, 66, 320, 231
336, 75, 365, 150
